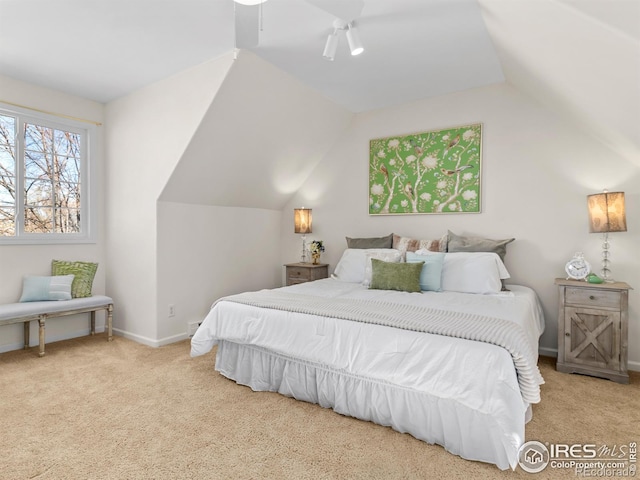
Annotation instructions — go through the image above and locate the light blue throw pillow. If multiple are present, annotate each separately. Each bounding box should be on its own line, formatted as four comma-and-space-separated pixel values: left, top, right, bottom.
19, 275, 74, 302
405, 252, 445, 291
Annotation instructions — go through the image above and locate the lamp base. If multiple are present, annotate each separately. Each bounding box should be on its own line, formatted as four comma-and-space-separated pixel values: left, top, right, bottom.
599, 232, 613, 282
300, 234, 307, 263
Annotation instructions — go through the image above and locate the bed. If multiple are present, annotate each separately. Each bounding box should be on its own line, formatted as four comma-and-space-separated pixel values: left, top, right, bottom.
190, 246, 545, 470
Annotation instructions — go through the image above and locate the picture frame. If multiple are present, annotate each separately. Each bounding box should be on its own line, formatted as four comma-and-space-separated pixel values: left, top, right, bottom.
369, 123, 482, 215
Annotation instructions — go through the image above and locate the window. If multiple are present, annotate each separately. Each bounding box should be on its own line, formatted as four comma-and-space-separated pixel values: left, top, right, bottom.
0, 105, 95, 244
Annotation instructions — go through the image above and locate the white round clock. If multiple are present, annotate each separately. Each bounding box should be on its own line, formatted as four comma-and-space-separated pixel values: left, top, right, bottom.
565, 252, 591, 280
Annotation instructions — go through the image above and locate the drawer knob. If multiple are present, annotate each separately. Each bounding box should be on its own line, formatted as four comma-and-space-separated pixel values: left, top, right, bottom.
589, 295, 595, 300
565, 332, 570, 337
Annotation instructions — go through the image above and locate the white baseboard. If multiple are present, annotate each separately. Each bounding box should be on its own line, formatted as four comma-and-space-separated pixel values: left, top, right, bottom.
0, 326, 106, 354
539, 346, 558, 358
3, 329, 638, 373
111, 328, 188, 348
0, 326, 188, 354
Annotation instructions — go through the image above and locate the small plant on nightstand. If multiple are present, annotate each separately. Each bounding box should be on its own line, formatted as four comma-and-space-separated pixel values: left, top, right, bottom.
309, 240, 325, 265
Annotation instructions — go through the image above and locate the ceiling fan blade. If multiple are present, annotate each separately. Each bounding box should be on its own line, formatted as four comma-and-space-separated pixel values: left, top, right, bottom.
235, 3, 259, 48
305, 0, 365, 21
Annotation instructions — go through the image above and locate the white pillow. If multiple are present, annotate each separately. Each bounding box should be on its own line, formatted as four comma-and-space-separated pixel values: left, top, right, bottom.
437, 252, 510, 294
332, 248, 401, 284
362, 250, 402, 287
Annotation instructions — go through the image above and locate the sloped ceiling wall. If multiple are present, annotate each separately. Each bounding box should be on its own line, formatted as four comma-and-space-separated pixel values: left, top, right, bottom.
479, 0, 640, 165
159, 50, 353, 209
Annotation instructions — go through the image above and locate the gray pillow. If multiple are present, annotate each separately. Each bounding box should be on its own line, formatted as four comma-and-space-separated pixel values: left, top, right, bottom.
446, 230, 514, 262
369, 259, 423, 293
346, 233, 393, 249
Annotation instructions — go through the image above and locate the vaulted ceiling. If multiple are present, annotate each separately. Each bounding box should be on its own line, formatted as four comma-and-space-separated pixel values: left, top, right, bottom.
0, 0, 638, 162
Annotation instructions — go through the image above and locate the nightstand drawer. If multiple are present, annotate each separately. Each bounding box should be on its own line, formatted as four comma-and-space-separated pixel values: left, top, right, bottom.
284, 263, 329, 286
565, 287, 621, 309
287, 267, 311, 281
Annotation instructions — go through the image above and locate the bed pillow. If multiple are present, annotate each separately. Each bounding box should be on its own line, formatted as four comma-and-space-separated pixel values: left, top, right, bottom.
446, 230, 514, 262
439, 252, 510, 294
405, 252, 445, 291
362, 250, 402, 287
19, 275, 74, 302
345, 234, 393, 249
51, 260, 98, 298
392, 233, 448, 257
333, 248, 400, 284
369, 259, 423, 293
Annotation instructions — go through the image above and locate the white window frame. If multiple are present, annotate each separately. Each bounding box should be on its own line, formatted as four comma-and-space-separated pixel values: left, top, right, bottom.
0, 103, 97, 245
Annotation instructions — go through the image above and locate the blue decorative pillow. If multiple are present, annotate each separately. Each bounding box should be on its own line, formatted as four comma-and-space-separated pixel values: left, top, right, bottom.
19, 275, 74, 302
405, 252, 445, 291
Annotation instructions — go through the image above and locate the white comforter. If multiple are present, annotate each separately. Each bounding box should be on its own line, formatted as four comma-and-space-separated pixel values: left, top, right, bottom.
191, 278, 545, 470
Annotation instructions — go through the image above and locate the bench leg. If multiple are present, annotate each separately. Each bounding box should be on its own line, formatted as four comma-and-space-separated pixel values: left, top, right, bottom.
107, 304, 113, 342
90, 310, 96, 335
38, 316, 46, 357
23, 321, 30, 350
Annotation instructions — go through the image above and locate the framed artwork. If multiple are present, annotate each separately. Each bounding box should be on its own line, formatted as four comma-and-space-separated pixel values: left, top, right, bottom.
369, 123, 482, 215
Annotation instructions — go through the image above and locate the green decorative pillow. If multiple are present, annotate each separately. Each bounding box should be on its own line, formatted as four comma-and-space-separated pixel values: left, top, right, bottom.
51, 260, 98, 298
369, 258, 423, 293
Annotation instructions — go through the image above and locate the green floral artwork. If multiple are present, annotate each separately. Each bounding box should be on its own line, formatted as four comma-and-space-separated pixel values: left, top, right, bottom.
369, 124, 482, 215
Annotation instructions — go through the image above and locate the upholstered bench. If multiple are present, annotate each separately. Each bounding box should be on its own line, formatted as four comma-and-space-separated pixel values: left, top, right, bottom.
0, 295, 113, 357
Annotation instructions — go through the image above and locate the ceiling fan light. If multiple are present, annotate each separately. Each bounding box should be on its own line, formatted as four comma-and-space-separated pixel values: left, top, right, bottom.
346, 25, 364, 56
234, 0, 268, 5
323, 32, 339, 61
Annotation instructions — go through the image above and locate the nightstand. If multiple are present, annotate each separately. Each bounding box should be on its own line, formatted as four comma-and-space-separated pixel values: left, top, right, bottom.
555, 278, 632, 384
284, 263, 329, 286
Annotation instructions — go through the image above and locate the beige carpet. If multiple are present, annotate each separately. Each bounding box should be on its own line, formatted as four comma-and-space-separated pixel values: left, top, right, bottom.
1, 334, 638, 480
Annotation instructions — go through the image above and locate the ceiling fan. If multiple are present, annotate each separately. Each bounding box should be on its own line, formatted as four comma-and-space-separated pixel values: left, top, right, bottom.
233, 0, 267, 49
233, 0, 365, 49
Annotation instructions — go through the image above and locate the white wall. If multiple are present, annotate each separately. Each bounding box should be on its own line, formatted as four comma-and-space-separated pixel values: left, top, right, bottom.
154, 51, 352, 344
157, 202, 282, 342
281, 82, 640, 369
160, 51, 353, 209
0, 75, 106, 353
103, 54, 234, 346
479, 0, 640, 166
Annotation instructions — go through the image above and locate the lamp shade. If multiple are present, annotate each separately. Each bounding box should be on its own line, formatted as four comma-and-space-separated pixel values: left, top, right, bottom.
294, 208, 312, 234
587, 192, 627, 233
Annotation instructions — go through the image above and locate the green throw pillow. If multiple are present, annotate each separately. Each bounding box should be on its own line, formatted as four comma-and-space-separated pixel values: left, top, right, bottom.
369, 259, 423, 293
51, 260, 98, 298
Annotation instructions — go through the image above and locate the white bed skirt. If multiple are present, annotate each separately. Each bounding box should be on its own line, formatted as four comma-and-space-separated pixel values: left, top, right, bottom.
215, 340, 527, 470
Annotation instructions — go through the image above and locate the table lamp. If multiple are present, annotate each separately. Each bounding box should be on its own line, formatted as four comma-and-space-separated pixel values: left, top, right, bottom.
587, 191, 626, 282
294, 208, 312, 263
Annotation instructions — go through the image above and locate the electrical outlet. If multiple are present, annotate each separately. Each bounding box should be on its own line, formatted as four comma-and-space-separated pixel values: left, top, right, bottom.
188, 322, 200, 337
168, 304, 175, 317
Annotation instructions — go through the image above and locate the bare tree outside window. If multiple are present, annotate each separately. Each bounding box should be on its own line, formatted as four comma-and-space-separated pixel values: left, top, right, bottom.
0, 114, 16, 236
0, 112, 84, 238
24, 123, 81, 233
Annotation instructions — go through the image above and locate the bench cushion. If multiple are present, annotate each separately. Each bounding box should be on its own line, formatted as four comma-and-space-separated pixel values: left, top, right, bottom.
0, 295, 113, 322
